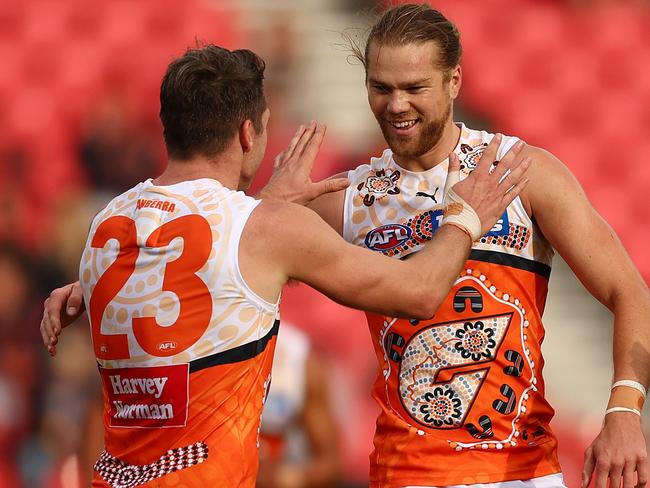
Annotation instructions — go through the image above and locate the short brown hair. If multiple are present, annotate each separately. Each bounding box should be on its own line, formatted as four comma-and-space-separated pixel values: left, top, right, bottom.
352, 3, 462, 80
159, 44, 266, 160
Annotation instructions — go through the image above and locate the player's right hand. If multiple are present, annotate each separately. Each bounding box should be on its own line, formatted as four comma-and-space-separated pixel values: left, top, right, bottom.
258, 121, 350, 205
40, 281, 85, 357
448, 134, 531, 237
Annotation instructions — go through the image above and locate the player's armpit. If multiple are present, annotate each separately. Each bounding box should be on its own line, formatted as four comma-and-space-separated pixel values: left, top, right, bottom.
305, 180, 346, 236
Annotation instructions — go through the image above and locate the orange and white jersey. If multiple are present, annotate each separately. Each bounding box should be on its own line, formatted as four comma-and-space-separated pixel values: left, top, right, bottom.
79, 178, 279, 487
343, 124, 561, 487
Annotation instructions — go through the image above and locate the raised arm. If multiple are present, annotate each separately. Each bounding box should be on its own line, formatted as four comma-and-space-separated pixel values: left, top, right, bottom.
242, 134, 530, 319
521, 147, 650, 488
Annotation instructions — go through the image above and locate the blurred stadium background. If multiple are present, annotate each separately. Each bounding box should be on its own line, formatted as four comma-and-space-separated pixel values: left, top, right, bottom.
0, 0, 648, 486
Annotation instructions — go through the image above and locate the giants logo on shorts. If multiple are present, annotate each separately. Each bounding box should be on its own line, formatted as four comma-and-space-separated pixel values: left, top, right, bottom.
365, 224, 412, 251
100, 364, 189, 428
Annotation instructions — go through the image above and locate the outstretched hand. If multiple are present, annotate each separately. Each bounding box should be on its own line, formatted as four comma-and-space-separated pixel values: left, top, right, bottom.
447, 134, 531, 237
40, 281, 85, 356
258, 121, 350, 205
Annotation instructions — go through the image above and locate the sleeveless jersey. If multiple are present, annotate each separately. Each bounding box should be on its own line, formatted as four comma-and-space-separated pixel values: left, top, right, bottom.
79, 178, 279, 487
342, 124, 560, 487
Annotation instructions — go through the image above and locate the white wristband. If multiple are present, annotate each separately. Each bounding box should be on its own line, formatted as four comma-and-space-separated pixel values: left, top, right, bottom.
605, 406, 641, 416
612, 380, 647, 399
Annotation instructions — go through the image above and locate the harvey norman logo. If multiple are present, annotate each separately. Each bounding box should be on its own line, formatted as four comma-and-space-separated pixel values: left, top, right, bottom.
110, 375, 172, 420
101, 364, 189, 428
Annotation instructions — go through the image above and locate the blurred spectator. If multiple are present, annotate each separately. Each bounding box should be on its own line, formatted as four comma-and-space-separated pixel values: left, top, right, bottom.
20, 321, 96, 488
247, 15, 352, 196
258, 324, 342, 488
78, 88, 160, 196
0, 148, 35, 248
0, 245, 46, 486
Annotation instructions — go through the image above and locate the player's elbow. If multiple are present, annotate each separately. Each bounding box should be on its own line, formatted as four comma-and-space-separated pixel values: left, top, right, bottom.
398, 286, 442, 320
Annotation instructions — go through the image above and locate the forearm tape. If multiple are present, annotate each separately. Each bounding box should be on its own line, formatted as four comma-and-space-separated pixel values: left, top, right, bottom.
608, 385, 646, 411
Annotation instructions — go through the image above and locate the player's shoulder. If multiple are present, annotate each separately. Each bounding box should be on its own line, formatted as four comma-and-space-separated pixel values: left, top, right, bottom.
346, 148, 394, 183
462, 124, 520, 159
89, 181, 149, 227
248, 199, 321, 236
522, 144, 574, 181
463, 124, 570, 176
519, 143, 586, 217
242, 199, 333, 272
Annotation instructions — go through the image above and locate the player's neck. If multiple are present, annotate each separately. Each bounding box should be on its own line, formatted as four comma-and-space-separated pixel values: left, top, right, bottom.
154, 153, 241, 190
392, 120, 460, 172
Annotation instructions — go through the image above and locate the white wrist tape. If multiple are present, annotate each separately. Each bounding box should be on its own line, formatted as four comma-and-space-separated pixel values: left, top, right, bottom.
605, 406, 641, 416
441, 187, 482, 242
612, 380, 647, 399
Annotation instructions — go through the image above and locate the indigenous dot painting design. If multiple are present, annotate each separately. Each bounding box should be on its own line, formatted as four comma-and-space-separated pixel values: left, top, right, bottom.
380, 270, 538, 452
357, 168, 401, 207
375, 212, 531, 259
94, 442, 208, 488
398, 313, 510, 429
459, 142, 489, 174
455, 320, 497, 361
479, 224, 531, 250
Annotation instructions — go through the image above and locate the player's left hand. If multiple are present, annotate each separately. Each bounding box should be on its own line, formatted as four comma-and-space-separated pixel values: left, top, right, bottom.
40, 281, 85, 357
582, 412, 648, 488
258, 121, 350, 205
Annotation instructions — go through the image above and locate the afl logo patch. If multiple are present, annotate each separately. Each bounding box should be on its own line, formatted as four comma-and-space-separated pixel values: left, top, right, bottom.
365, 224, 412, 251
158, 341, 177, 352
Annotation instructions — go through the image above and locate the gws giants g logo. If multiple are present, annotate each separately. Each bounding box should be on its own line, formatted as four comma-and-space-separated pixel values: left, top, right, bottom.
381, 271, 538, 451
365, 224, 412, 251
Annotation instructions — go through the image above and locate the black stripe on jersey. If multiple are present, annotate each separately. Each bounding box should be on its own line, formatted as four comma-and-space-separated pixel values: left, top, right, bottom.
469, 250, 551, 280
189, 319, 280, 373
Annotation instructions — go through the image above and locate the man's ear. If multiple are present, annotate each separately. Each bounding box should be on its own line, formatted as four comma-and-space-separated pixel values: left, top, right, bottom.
239, 119, 254, 153
449, 65, 462, 100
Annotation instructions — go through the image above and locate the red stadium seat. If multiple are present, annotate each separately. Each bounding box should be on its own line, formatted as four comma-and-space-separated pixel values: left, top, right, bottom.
0, 2, 27, 41
22, 0, 67, 43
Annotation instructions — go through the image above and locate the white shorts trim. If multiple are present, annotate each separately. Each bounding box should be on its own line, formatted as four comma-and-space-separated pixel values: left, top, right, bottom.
404, 472, 567, 488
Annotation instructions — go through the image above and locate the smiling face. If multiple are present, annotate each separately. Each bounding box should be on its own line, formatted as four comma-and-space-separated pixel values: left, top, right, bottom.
366, 41, 461, 161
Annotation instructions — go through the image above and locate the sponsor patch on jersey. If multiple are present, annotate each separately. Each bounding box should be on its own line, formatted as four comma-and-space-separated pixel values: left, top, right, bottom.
100, 364, 189, 429
484, 211, 510, 237
430, 209, 444, 233
365, 224, 412, 251
432, 209, 509, 238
